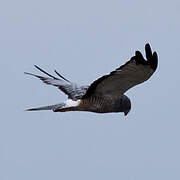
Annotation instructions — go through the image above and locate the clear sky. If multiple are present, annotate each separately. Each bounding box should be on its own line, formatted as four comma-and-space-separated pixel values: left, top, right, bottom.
0, 0, 180, 179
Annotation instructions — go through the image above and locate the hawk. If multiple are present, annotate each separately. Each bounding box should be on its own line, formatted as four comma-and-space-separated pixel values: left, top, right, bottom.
25, 43, 158, 116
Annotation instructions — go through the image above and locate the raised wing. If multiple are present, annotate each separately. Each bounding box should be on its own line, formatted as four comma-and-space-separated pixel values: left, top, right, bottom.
25, 65, 89, 100
83, 43, 158, 99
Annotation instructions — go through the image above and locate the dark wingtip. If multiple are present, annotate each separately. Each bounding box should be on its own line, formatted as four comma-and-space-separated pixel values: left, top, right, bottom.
145, 43, 151, 50
34, 65, 40, 70
151, 51, 158, 71
54, 70, 70, 82
145, 43, 153, 61
34, 65, 46, 73
24, 72, 35, 76
135, 51, 144, 64
145, 43, 158, 71
34, 65, 43, 72
24, 72, 41, 78
33, 65, 58, 79
135, 51, 144, 58
153, 51, 158, 58
34, 64, 41, 68
24, 72, 33, 75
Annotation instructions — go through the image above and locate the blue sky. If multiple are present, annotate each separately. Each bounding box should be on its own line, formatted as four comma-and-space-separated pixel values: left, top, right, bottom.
0, 0, 180, 179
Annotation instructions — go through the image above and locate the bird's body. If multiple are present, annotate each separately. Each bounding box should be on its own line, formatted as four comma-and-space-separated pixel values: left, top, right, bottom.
25, 44, 158, 116
55, 95, 130, 114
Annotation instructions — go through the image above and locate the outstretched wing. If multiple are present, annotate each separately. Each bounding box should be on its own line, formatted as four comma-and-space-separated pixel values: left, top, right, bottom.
83, 43, 158, 99
25, 65, 89, 100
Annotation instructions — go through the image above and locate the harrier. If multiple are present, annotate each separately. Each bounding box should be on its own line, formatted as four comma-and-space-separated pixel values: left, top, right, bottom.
25, 43, 158, 115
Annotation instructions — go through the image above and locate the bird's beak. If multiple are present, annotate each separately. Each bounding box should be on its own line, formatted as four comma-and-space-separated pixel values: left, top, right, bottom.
124, 112, 128, 116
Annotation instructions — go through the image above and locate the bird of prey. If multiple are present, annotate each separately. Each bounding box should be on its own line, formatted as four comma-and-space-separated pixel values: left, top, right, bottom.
25, 43, 158, 116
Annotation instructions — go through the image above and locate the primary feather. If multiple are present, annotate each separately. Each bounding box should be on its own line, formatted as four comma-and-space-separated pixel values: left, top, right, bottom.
25, 65, 89, 100
82, 44, 157, 98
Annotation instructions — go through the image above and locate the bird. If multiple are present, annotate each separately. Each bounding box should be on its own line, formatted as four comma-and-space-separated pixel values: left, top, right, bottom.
25, 43, 158, 116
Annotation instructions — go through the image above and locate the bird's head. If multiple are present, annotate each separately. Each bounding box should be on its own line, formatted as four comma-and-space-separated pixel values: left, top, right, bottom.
121, 95, 131, 116
113, 95, 131, 115
122, 96, 131, 116
124, 108, 130, 116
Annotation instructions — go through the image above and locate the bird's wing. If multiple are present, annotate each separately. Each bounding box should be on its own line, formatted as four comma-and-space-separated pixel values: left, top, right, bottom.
25, 65, 89, 100
83, 43, 158, 99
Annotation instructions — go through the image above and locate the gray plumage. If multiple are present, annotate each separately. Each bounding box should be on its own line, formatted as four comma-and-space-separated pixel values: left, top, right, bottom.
25, 43, 158, 116
25, 65, 89, 100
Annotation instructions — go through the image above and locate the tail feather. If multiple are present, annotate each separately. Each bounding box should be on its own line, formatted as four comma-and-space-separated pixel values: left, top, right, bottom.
26, 103, 65, 111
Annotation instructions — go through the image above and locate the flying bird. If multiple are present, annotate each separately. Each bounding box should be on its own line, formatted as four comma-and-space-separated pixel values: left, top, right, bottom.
25, 43, 158, 116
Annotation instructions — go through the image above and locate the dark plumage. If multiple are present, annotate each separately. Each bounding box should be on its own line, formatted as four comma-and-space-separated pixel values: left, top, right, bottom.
25, 43, 158, 116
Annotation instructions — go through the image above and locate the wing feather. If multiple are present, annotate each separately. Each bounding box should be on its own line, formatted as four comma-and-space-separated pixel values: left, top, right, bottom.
25, 65, 88, 100
83, 43, 158, 98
